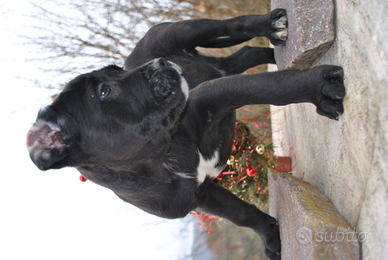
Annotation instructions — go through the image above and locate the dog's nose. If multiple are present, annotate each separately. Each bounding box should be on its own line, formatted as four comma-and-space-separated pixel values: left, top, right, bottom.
151, 58, 168, 70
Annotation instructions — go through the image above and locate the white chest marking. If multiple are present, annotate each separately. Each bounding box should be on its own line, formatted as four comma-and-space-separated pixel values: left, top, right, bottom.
196, 151, 224, 184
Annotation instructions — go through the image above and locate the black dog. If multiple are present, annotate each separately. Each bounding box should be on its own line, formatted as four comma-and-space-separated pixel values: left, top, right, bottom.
27, 9, 345, 259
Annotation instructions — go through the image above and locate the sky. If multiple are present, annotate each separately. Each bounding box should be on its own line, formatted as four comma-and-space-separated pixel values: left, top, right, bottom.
0, 1, 211, 259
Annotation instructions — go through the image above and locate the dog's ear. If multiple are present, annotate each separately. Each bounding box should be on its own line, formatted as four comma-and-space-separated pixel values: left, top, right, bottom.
27, 110, 79, 171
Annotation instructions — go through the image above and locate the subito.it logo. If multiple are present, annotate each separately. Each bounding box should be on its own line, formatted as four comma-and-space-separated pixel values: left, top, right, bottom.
296, 227, 313, 244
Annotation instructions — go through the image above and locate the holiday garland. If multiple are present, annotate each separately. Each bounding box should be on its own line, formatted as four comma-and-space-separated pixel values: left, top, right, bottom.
193, 120, 275, 232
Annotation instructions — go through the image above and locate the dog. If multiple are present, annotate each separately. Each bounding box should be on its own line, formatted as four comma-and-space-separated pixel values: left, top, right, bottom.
27, 9, 345, 259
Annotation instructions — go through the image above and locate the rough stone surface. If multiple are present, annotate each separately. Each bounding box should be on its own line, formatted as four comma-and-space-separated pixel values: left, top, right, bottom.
271, 0, 334, 70
270, 0, 388, 259
269, 169, 360, 259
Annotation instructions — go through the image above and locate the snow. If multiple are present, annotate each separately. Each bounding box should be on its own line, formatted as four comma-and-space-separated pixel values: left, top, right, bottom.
0, 1, 209, 259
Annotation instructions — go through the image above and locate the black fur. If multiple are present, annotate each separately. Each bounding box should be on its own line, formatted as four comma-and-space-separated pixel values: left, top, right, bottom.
27, 9, 345, 260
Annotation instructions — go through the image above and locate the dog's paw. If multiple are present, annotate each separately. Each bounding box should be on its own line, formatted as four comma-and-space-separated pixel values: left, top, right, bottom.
270, 8, 288, 46
257, 216, 281, 260
312, 66, 345, 120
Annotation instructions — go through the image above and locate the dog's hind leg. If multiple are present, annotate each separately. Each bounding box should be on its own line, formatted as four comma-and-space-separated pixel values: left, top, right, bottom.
201, 46, 276, 75
126, 8, 287, 68
194, 8, 288, 47
196, 182, 281, 260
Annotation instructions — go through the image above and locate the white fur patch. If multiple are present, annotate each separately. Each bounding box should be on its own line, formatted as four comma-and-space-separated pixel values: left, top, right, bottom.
196, 151, 224, 184
179, 76, 189, 100
273, 16, 287, 29
271, 15, 288, 41
167, 61, 189, 100
272, 30, 288, 41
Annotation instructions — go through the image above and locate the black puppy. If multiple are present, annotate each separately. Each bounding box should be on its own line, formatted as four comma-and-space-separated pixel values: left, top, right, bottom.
27, 9, 345, 259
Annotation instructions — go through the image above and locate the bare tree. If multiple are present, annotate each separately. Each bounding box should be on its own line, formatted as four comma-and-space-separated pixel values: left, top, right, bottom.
19, 0, 270, 88
22, 0, 269, 76
21, 0, 202, 78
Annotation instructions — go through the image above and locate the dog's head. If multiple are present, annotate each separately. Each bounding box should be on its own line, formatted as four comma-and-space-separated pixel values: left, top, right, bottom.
27, 58, 189, 171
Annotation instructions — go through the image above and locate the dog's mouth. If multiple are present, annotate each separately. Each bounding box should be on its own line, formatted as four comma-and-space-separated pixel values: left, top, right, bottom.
146, 58, 189, 101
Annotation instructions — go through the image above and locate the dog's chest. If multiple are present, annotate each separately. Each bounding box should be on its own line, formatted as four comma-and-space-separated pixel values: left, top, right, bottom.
196, 150, 224, 184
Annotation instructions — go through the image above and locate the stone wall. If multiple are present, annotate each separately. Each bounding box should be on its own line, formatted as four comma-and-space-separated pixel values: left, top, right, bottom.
270, 0, 388, 259
269, 169, 360, 259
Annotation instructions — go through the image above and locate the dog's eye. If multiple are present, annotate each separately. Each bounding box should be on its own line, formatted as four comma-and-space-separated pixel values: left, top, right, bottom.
98, 83, 111, 99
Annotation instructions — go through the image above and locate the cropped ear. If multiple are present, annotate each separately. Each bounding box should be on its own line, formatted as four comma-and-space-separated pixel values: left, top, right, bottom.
27, 120, 73, 170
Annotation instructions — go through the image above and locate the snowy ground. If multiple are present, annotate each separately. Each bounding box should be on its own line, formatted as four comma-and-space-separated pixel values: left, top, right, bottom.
1, 84, 200, 260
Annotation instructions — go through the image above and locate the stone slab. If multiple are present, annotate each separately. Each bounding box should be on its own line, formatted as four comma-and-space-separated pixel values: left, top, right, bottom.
271, 0, 335, 70
269, 0, 388, 258
268, 169, 360, 259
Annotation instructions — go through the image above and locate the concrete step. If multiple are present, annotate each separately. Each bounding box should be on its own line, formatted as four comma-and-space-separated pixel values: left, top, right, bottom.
268, 169, 360, 259
271, 0, 335, 70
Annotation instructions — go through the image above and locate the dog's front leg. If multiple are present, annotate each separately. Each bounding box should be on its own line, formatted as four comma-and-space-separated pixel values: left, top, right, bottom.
190, 65, 345, 120
197, 183, 281, 260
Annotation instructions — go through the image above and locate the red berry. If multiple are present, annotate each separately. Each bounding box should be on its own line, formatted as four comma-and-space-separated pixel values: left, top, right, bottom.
79, 175, 87, 182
